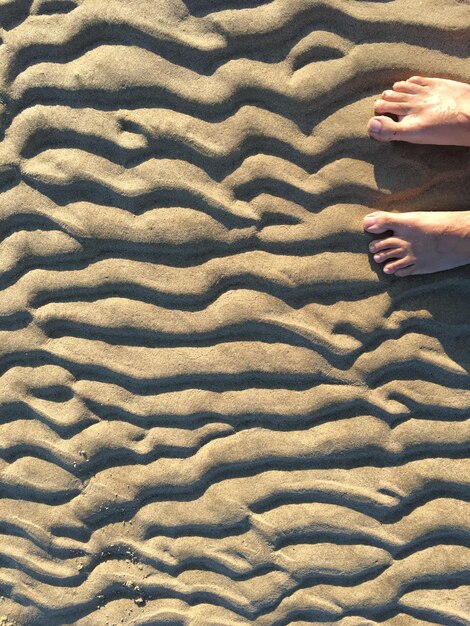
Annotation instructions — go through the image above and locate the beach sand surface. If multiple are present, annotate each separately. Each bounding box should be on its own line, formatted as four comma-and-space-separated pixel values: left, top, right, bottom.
0, 0, 469, 624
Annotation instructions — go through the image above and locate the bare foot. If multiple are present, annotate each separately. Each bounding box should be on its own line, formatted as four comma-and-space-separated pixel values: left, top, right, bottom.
363, 210, 470, 276
368, 76, 470, 145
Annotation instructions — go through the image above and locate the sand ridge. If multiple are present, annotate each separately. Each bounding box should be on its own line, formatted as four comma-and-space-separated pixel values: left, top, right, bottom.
0, 0, 469, 624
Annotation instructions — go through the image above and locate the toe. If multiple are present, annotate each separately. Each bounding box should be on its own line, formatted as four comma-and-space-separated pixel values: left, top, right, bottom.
383, 256, 414, 275
363, 211, 396, 234
394, 266, 415, 277
407, 75, 432, 86
369, 237, 404, 252
367, 115, 402, 142
373, 248, 403, 263
381, 89, 411, 102
392, 80, 422, 94
374, 99, 410, 116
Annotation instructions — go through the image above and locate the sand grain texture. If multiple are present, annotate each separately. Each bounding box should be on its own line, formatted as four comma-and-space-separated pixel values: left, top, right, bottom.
0, 0, 470, 624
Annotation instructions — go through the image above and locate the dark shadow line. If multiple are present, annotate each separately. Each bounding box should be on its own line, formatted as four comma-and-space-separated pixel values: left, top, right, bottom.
0, 350, 346, 393
184, 0, 272, 17
366, 358, 469, 390
276, 529, 470, 560
0, 402, 99, 439
400, 602, 470, 626
19, 125, 376, 183
0, 520, 85, 560
29, 275, 382, 311
0, 482, 80, 505
4, 68, 409, 141
21, 174, 253, 228
38, 317, 339, 353
0, 233, 365, 291
83, 543, 280, 582
233, 177, 377, 211
0, 311, 32, 330
253, 482, 470, 525
0, 0, 33, 30
10, 3, 470, 80
82, 397, 469, 435
36, 0, 77, 16
0, 211, 63, 238
81, 457, 470, 534
38, 316, 470, 379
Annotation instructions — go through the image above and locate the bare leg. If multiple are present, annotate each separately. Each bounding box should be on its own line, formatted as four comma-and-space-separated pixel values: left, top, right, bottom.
364, 210, 470, 276
368, 75, 470, 145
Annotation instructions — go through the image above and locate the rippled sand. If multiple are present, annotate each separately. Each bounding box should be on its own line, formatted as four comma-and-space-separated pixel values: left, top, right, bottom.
0, 0, 470, 624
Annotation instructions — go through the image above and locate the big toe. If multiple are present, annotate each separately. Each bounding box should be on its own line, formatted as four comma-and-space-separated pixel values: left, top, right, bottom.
368, 115, 402, 142
363, 211, 397, 234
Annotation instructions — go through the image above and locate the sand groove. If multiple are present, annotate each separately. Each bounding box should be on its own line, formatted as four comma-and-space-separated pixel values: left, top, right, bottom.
0, 1, 469, 625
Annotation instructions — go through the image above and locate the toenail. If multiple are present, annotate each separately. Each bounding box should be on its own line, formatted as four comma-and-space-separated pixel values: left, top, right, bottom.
384, 266, 392, 273
364, 214, 378, 228
374, 253, 382, 262
369, 243, 376, 252
369, 119, 382, 133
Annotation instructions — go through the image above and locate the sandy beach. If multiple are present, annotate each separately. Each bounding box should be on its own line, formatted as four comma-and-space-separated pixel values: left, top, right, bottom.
0, 0, 469, 624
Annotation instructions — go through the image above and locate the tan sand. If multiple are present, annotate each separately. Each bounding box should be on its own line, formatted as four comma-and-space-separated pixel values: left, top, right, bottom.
0, 0, 469, 624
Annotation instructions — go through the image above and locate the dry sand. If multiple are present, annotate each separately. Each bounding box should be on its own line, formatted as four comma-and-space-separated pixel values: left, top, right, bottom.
0, 0, 470, 624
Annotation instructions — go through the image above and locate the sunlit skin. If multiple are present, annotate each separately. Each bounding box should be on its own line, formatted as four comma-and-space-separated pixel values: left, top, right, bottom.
364, 76, 470, 276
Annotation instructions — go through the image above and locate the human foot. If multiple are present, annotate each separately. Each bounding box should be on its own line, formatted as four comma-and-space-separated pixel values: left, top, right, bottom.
363, 210, 470, 276
368, 76, 470, 145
